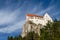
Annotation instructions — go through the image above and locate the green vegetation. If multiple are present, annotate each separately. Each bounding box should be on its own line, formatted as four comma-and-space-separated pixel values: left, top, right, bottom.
8, 20, 60, 40
8, 32, 40, 40
40, 20, 60, 40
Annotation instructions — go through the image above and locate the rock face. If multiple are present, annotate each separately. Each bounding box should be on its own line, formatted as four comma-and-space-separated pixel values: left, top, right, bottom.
21, 21, 43, 37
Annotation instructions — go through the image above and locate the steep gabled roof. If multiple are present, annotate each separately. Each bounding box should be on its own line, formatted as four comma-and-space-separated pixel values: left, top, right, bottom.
26, 14, 43, 18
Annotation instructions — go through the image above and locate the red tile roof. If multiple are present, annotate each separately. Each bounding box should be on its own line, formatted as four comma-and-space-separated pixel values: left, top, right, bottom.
26, 14, 43, 18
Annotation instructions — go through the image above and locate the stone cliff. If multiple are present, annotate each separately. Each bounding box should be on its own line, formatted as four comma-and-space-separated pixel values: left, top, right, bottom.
21, 21, 43, 38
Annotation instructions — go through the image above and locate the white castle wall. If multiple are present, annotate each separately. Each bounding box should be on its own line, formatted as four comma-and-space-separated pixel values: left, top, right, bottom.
26, 13, 53, 25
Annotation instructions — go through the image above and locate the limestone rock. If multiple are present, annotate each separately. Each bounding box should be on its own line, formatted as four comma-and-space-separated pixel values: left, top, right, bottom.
21, 21, 43, 38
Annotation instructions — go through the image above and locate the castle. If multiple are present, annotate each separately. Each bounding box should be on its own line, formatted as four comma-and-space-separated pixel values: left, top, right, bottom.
26, 13, 53, 25
21, 13, 53, 37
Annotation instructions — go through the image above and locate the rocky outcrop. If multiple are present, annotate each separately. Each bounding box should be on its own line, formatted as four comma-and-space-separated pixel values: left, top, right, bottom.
21, 21, 43, 38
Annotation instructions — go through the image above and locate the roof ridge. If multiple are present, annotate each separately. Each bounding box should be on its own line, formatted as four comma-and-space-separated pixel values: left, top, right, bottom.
26, 14, 43, 18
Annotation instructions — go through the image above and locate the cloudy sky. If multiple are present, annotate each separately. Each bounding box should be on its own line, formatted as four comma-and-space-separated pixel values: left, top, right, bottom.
0, 0, 60, 40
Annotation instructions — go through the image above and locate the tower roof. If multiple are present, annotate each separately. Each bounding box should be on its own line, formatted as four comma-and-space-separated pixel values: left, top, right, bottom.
26, 14, 43, 18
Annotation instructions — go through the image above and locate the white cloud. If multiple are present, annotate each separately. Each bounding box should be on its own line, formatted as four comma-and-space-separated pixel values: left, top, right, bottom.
28, 2, 43, 13
0, 13, 16, 25
0, 7, 25, 33
0, 20, 25, 33
52, 11, 60, 16
37, 5, 55, 15
0, 8, 21, 25
0, 0, 27, 33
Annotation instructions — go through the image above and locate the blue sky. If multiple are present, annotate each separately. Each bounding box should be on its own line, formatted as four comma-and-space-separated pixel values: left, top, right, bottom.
0, 0, 60, 40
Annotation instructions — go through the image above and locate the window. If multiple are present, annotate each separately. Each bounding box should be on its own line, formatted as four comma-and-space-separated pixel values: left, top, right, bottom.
31, 17, 33, 19
38, 17, 40, 19
35, 17, 38, 19
30, 16, 33, 19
